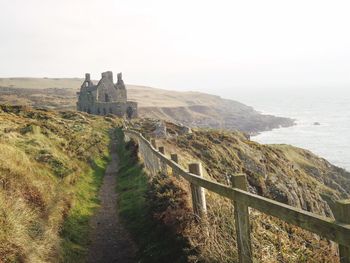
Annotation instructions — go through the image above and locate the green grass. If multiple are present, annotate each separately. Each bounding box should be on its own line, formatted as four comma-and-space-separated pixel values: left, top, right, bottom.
60, 155, 110, 263
115, 129, 190, 263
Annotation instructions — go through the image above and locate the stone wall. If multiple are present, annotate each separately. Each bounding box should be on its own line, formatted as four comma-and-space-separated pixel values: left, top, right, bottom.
126, 101, 138, 118
77, 71, 137, 118
77, 100, 138, 118
77, 89, 97, 114
94, 102, 125, 116
96, 72, 120, 103
115, 88, 127, 102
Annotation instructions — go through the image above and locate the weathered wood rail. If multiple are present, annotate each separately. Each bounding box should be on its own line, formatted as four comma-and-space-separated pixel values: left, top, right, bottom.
123, 128, 350, 263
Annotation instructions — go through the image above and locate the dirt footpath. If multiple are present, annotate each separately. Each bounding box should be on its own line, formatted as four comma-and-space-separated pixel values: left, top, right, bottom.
86, 141, 137, 263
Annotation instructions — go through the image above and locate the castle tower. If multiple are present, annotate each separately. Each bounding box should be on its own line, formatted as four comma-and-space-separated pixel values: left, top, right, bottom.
81, 73, 93, 88
115, 72, 127, 102
101, 71, 114, 82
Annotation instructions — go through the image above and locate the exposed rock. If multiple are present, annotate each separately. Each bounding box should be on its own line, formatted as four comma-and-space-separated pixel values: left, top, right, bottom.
179, 125, 192, 135
19, 124, 41, 135
135, 95, 295, 134
153, 121, 167, 138
161, 129, 350, 217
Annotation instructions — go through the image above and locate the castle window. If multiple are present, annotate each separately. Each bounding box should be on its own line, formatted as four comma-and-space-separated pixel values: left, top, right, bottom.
103, 108, 107, 115
105, 94, 110, 102
126, 106, 133, 119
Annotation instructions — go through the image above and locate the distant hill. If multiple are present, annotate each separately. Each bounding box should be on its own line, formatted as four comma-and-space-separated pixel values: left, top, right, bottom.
0, 77, 294, 134
0, 77, 83, 90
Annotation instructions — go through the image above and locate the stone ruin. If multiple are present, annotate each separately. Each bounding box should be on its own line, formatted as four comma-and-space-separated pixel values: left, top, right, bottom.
76, 71, 138, 118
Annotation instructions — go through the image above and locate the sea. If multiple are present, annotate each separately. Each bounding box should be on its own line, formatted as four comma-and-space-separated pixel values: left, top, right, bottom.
227, 87, 350, 172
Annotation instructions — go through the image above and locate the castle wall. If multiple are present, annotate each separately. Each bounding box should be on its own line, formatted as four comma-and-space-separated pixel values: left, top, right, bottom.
77, 90, 97, 113
96, 73, 119, 102
77, 71, 138, 118
78, 100, 138, 118
126, 101, 138, 118
92, 102, 127, 117
115, 88, 127, 102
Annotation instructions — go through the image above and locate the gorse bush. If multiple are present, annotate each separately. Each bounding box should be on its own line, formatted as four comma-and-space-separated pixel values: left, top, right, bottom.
147, 172, 193, 235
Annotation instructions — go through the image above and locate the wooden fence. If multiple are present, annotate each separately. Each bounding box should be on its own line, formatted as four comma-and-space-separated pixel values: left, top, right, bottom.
123, 128, 350, 263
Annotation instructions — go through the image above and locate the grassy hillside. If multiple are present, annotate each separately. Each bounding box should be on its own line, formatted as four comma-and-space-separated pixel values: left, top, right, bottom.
130, 119, 350, 262
0, 78, 294, 133
0, 105, 121, 262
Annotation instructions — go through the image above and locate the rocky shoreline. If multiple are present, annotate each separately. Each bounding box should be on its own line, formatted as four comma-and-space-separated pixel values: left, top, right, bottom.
137, 102, 295, 135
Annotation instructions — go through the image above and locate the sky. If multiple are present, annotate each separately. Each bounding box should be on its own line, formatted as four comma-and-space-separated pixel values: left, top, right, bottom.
0, 0, 350, 95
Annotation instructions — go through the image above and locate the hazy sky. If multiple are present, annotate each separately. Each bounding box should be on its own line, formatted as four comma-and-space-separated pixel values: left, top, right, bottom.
0, 0, 349, 94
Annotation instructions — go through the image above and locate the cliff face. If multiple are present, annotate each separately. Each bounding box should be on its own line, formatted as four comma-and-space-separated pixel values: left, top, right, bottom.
133, 119, 350, 216
128, 85, 294, 134
130, 119, 350, 262
137, 103, 293, 134
0, 78, 294, 134
169, 130, 349, 215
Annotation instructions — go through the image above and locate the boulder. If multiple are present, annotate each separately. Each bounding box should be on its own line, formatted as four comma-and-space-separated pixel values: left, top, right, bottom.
153, 121, 167, 138
179, 125, 192, 135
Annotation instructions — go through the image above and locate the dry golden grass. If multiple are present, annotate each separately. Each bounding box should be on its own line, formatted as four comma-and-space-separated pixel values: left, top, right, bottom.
0, 105, 122, 262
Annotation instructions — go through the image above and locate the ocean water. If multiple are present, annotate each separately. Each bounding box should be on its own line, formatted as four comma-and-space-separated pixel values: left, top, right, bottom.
228, 88, 350, 171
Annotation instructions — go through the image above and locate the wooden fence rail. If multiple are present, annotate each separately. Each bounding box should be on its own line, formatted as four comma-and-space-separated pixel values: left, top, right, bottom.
123, 128, 350, 263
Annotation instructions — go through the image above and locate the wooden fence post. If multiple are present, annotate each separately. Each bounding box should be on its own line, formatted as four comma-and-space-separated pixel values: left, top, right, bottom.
332, 199, 350, 263
188, 163, 207, 219
231, 174, 253, 263
158, 146, 168, 175
158, 146, 165, 154
151, 139, 157, 149
170, 153, 180, 179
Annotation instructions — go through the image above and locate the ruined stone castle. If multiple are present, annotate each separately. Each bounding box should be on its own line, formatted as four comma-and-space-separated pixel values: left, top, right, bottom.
76, 71, 138, 118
